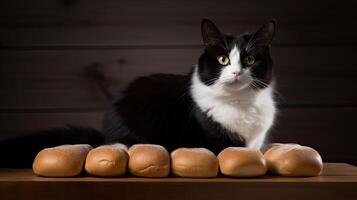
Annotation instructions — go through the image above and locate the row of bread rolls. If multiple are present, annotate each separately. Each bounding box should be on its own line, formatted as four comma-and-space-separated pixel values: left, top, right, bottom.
33, 143, 323, 178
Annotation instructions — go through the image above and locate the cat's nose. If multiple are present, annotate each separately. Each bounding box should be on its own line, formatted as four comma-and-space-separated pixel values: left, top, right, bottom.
232, 70, 242, 80
232, 71, 242, 76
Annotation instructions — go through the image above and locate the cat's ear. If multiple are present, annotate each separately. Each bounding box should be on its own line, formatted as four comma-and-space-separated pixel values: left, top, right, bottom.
249, 20, 276, 47
201, 19, 226, 47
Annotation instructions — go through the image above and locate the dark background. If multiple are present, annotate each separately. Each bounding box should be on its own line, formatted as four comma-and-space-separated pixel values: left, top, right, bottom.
0, 0, 356, 165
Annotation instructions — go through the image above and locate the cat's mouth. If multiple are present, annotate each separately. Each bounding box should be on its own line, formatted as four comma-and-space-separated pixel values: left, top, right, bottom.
227, 79, 240, 85
222, 75, 252, 91
227, 74, 250, 84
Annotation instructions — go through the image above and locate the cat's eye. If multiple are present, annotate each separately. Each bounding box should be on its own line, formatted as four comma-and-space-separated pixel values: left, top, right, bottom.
244, 55, 255, 65
217, 55, 230, 66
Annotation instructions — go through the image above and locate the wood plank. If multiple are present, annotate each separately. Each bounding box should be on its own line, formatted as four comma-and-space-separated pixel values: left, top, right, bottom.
272, 47, 357, 106
0, 0, 356, 46
0, 163, 356, 200
0, 49, 198, 110
270, 107, 357, 164
2, 21, 356, 47
0, 108, 356, 164
0, 111, 102, 140
0, 47, 356, 110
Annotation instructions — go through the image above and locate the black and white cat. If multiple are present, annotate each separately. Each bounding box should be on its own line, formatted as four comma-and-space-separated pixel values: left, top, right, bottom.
0, 19, 276, 167
103, 19, 276, 154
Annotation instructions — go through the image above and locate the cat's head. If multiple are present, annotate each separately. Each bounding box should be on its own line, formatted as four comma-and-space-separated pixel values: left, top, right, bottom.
196, 19, 275, 93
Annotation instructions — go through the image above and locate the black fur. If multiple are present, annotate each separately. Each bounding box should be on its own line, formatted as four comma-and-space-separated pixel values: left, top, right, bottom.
103, 74, 246, 154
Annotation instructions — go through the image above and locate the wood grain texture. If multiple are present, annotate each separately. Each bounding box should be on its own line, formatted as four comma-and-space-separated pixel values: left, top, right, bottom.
0, 111, 102, 140
0, 0, 356, 46
0, 49, 197, 110
270, 107, 357, 164
0, 163, 356, 200
0, 163, 356, 182
1, 47, 356, 110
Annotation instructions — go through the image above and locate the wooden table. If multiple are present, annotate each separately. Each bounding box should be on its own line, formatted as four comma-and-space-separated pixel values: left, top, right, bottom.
0, 163, 356, 200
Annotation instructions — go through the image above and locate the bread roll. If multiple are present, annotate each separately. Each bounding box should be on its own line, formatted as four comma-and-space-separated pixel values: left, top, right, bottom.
33, 144, 92, 177
128, 144, 170, 177
85, 144, 128, 177
171, 148, 219, 178
218, 147, 267, 177
264, 143, 323, 176
262, 143, 299, 153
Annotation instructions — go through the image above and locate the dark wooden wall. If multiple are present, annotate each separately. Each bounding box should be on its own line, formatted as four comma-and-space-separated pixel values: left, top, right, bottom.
0, 0, 356, 164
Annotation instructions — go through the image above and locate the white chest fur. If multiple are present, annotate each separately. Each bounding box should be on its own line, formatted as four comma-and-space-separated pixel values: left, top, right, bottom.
190, 70, 276, 150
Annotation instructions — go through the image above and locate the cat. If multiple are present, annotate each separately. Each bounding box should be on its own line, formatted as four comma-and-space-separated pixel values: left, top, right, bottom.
103, 19, 276, 154
0, 19, 276, 167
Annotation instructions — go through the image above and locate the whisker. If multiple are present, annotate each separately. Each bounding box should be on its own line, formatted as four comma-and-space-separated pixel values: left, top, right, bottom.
247, 76, 271, 88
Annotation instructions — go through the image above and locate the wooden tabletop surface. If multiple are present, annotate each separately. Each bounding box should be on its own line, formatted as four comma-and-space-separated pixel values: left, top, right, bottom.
0, 162, 356, 182
0, 163, 356, 200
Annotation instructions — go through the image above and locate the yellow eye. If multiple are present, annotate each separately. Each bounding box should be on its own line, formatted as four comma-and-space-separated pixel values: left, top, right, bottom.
244, 55, 255, 65
217, 55, 230, 65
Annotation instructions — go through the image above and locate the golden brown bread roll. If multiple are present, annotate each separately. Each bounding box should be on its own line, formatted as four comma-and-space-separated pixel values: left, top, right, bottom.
128, 144, 170, 177
264, 143, 323, 176
33, 144, 92, 177
85, 144, 129, 177
262, 143, 299, 154
171, 148, 219, 178
218, 147, 267, 177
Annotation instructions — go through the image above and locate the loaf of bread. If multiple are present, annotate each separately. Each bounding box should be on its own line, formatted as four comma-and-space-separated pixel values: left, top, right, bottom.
127, 144, 170, 177
264, 143, 323, 176
33, 144, 92, 177
218, 147, 267, 177
85, 144, 128, 177
171, 148, 219, 178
